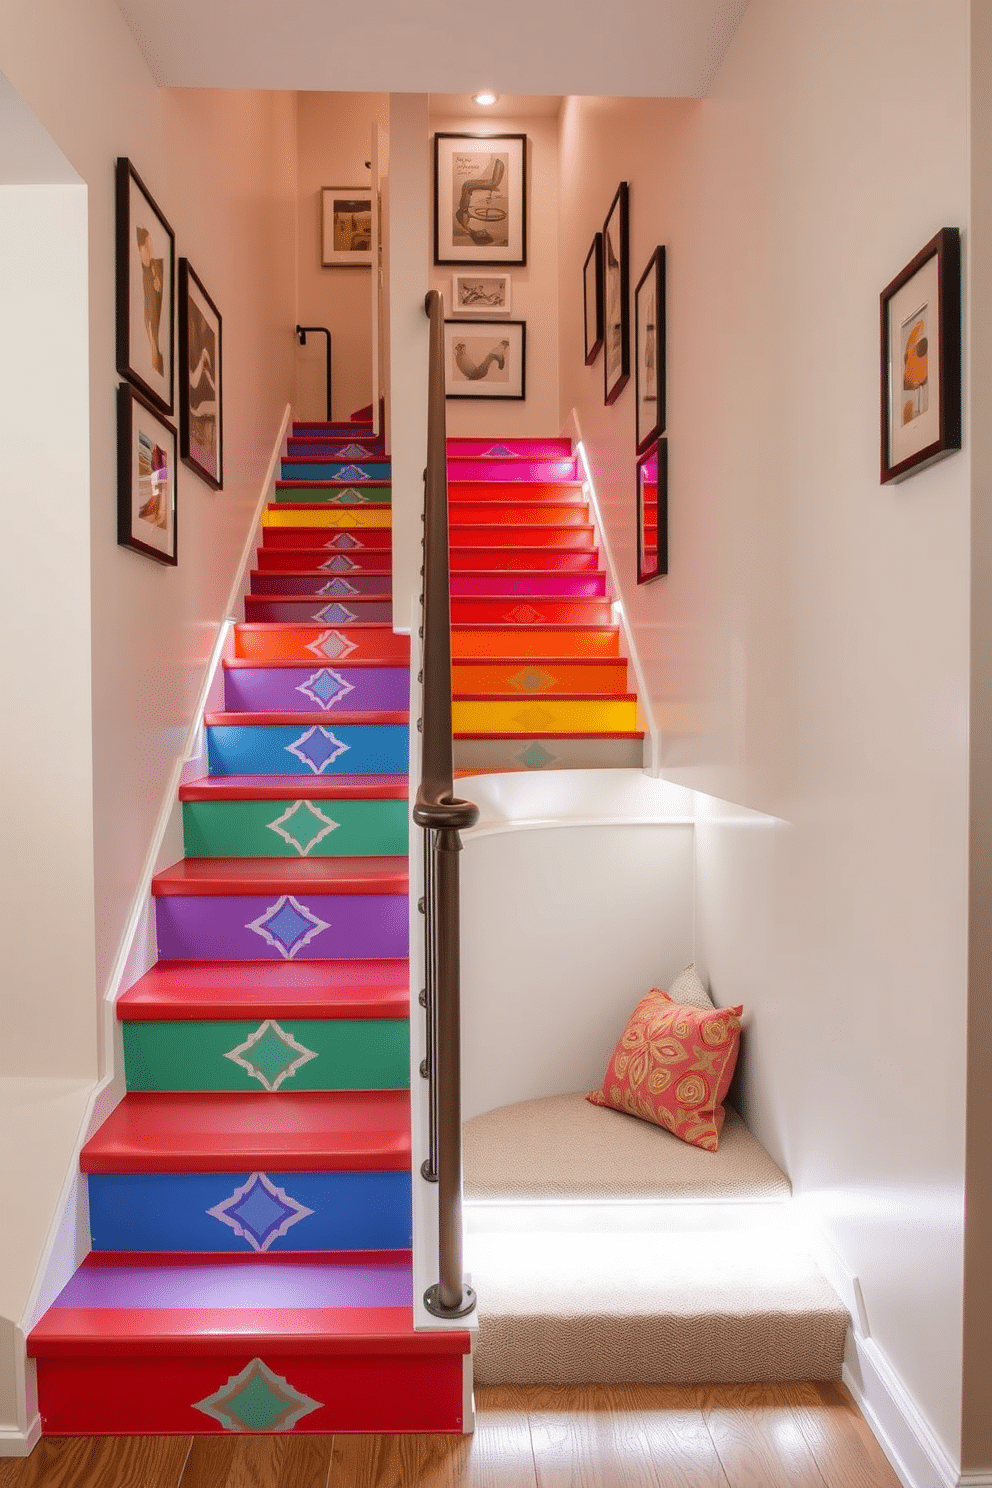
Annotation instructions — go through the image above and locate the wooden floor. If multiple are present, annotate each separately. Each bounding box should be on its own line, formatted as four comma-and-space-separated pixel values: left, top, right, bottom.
0, 1383, 903, 1488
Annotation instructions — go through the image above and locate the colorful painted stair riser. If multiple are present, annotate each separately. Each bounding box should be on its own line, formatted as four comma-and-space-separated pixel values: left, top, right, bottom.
28, 418, 468, 1436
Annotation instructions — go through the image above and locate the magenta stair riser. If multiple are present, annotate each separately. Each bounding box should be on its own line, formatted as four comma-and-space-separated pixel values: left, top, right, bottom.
447, 458, 578, 481
223, 666, 409, 714
261, 528, 392, 551
449, 572, 607, 598
250, 572, 392, 597
156, 892, 408, 961
450, 595, 613, 624
446, 437, 573, 458
257, 549, 392, 572
34, 1351, 465, 1434
244, 597, 392, 625
286, 439, 385, 456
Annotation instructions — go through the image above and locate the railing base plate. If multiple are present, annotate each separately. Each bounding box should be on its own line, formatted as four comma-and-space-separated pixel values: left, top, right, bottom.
424, 1283, 477, 1319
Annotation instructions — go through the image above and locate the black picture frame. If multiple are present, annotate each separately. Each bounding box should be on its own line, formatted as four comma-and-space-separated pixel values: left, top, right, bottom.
115, 157, 175, 415
635, 246, 666, 453
434, 133, 527, 267
443, 319, 526, 400
603, 182, 630, 405
178, 259, 223, 490
117, 382, 178, 565
880, 227, 961, 484
637, 438, 667, 583
583, 233, 604, 364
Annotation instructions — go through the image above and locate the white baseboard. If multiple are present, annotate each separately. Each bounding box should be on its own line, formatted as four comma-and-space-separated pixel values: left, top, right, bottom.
0, 1414, 40, 1457
844, 1333, 960, 1488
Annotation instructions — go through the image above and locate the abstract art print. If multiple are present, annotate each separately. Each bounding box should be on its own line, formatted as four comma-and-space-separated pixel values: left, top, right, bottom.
178, 259, 223, 489
880, 227, 961, 483
115, 157, 175, 415
603, 182, 630, 405
434, 134, 526, 266
117, 382, 178, 564
321, 188, 373, 267
634, 246, 666, 452
443, 319, 526, 399
637, 438, 668, 583
451, 272, 512, 316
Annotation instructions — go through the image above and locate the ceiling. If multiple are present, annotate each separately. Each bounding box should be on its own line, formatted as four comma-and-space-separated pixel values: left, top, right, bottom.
113, 0, 751, 99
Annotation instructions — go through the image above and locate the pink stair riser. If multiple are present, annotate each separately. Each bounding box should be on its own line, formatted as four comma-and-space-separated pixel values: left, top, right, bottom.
34, 1348, 465, 1434
222, 664, 409, 713
244, 597, 392, 625
449, 571, 607, 598
257, 549, 392, 572
446, 458, 578, 482
155, 891, 407, 961
446, 437, 573, 458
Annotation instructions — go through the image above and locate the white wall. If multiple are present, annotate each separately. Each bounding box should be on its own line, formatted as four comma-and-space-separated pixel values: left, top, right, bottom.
559, 0, 970, 1469
429, 109, 560, 438
295, 91, 388, 421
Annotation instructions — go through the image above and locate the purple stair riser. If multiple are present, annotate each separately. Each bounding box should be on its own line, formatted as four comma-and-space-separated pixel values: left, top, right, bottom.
53, 1261, 412, 1311
244, 599, 393, 624
250, 573, 392, 597
223, 666, 409, 713
156, 893, 408, 961
256, 550, 392, 572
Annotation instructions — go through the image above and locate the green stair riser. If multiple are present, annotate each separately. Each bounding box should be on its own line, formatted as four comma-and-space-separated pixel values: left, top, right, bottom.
182, 798, 409, 858
122, 1018, 410, 1093
273, 485, 392, 504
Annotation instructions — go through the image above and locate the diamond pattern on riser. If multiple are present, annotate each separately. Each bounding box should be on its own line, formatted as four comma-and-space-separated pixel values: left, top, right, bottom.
450, 571, 606, 598
453, 659, 628, 694
449, 548, 599, 572
123, 1018, 409, 1092
281, 460, 392, 482
88, 1171, 411, 1251
155, 891, 408, 961
250, 571, 392, 596
451, 626, 621, 658
223, 664, 408, 712
447, 437, 573, 458
452, 697, 638, 733
234, 625, 409, 663
453, 735, 645, 771
450, 524, 594, 549
272, 484, 392, 504
450, 502, 590, 527
261, 526, 392, 550
207, 723, 408, 775
264, 507, 391, 528
450, 596, 613, 625
448, 479, 583, 502
447, 460, 579, 482
244, 597, 393, 624
182, 798, 408, 858
257, 548, 392, 571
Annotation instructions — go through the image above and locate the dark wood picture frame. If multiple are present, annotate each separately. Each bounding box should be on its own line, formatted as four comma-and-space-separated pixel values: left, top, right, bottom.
178, 259, 223, 490
583, 233, 604, 364
637, 438, 668, 583
443, 319, 526, 400
117, 382, 178, 565
603, 182, 630, 405
434, 133, 527, 267
880, 227, 961, 484
635, 246, 666, 453
115, 157, 175, 416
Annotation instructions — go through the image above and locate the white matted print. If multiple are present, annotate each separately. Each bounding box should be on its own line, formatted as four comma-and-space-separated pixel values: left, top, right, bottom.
443, 319, 526, 400
321, 188, 373, 267
117, 382, 177, 564
451, 272, 512, 316
434, 134, 526, 266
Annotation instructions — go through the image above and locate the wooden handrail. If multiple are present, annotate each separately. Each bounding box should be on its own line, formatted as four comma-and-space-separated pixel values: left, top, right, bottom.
413, 289, 478, 1319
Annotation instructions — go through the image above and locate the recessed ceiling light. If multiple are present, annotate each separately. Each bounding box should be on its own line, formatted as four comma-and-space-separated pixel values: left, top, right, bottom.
473, 92, 499, 107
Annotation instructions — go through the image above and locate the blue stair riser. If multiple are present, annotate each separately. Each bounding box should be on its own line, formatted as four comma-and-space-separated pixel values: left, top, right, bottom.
207, 724, 408, 776
250, 573, 393, 597
223, 666, 409, 713
243, 598, 393, 625
87, 1170, 411, 1252
281, 461, 392, 482
156, 892, 408, 961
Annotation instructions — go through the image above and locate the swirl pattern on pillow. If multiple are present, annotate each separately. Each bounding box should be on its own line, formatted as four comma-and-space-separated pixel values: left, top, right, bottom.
587, 989, 743, 1151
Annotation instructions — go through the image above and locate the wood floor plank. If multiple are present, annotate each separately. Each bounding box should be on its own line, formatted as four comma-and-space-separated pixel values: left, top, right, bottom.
327, 1388, 535, 1488
784, 1382, 903, 1488
701, 1385, 827, 1488
178, 1432, 332, 1488
0, 1460, 24, 1486
17, 1436, 192, 1488
528, 1384, 726, 1488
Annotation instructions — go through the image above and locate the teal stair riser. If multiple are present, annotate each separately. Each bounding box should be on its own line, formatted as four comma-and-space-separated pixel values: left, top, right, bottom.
87, 1170, 411, 1252
207, 725, 408, 776
182, 799, 409, 859
281, 462, 392, 481
122, 1018, 409, 1093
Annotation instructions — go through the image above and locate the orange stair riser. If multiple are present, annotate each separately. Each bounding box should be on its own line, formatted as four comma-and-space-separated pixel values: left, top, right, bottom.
234, 626, 409, 663
451, 627, 621, 658
452, 660, 628, 693
447, 482, 584, 503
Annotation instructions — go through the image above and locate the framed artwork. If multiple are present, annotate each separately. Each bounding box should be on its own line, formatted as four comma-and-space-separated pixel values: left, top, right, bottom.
115, 157, 175, 415
451, 272, 512, 316
443, 319, 526, 400
637, 438, 668, 583
583, 233, 604, 364
178, 259, 223, 490
434, 133, 527, 266
603, 182, 630, 405
880, 227, 961, 483
321, 187, 373, 267
117, 382, 178, 565
635, 247, 666, 452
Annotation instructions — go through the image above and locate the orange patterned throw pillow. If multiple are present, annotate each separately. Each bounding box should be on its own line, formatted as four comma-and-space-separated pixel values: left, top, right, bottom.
587, 989, 743, 1151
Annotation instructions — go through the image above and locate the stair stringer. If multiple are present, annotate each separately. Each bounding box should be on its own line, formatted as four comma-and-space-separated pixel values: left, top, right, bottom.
13, 405, 293, 1445
562, 407, 661, 774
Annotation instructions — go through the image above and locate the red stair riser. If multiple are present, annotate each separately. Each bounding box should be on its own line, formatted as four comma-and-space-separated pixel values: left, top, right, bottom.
117, 960, 409, 1022
449, 525, 594, 549
449, 548, 599, 571
262, 528, 392, 550
449, 502, 591, 526
257, 550, 392, 571
234, 625, 409, 663
450, 596, 613, 624
446, 480, 584, 502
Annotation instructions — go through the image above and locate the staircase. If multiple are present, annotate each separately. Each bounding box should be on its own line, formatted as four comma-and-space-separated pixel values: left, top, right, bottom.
445, 437, 644, 774
27, 415, 471, 1436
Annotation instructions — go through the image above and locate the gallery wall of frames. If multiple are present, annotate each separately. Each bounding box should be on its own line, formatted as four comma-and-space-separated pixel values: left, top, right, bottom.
583, 179, 668, 584
115, 156, 224, 565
